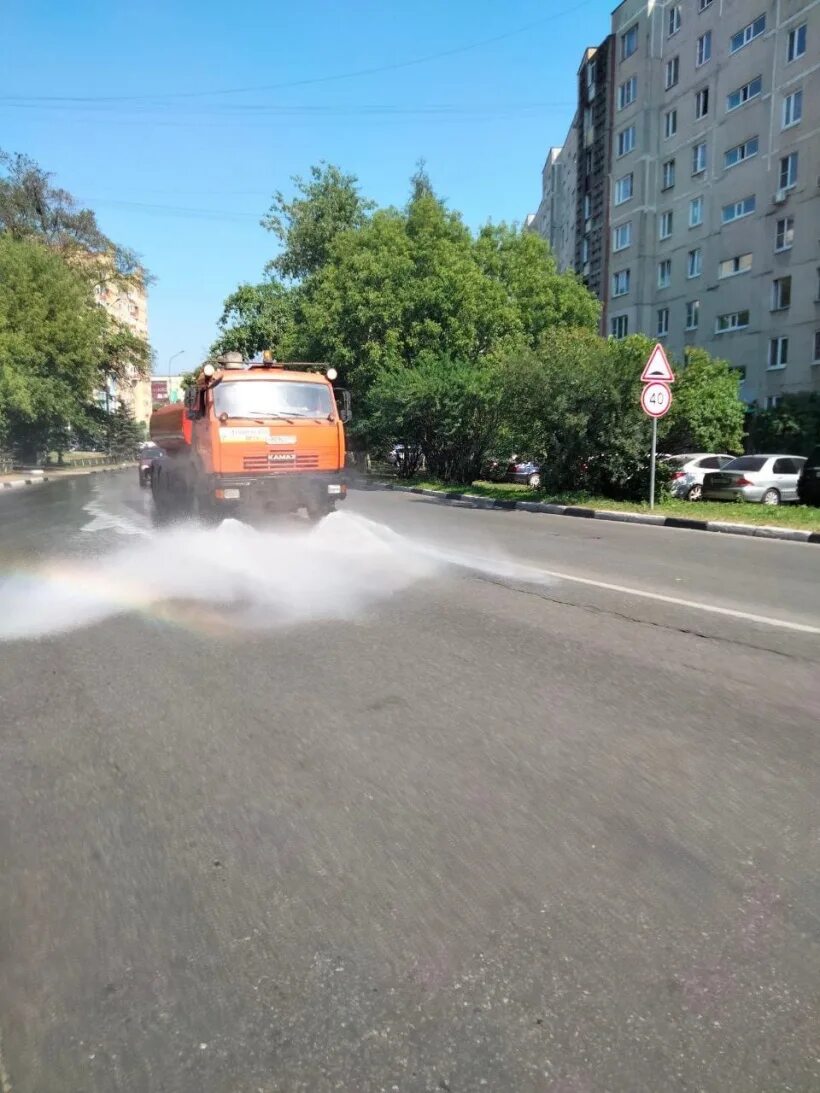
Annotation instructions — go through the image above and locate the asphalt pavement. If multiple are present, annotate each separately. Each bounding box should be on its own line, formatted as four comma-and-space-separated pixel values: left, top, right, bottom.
1, 472, 818, 1092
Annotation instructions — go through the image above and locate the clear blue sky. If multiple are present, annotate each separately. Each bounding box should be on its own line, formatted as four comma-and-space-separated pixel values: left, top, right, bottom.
2, 0, 613, 374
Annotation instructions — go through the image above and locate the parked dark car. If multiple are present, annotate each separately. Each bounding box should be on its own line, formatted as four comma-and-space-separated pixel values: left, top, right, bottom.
138, 445, 164, 487
484, 456, 542, 488
797, 445, 820, 506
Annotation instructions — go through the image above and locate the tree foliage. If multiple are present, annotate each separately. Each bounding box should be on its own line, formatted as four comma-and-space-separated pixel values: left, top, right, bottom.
261, 162, 375, 282
366, 354, 504, 483
745, 393, 820, 458
0, 151, 152, 461
0, 235, 106, 459
213, 281, 295, 358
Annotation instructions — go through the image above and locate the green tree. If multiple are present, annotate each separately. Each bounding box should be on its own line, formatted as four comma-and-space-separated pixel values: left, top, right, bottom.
745, 393, 820, 457
212, 281, 295, 358
0, 235, 106, 461
661, 347, 744, 453
474, 224, 600, 343
261, 162, 375, 281
0, 149, 144, 281
367, 354, 503, 483
501, 334, 745, 499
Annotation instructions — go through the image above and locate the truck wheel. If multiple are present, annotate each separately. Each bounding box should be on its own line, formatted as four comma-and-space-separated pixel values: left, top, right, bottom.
306, 502, 335, 523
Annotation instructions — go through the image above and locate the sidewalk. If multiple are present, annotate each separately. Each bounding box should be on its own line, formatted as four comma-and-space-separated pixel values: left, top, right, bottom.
0, 463, 133, 490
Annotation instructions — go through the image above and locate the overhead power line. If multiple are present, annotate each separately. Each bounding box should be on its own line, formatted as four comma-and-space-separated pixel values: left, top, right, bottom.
0, 0, 596, 104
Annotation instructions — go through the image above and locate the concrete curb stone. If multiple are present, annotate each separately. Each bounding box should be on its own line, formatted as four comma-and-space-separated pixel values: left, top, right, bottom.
366, 482, 819, 546
1, 463, 133, 490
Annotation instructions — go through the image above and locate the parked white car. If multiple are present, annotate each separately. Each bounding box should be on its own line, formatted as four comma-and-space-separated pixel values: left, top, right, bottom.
663, 453, 735, 501
702, 454, 807, 505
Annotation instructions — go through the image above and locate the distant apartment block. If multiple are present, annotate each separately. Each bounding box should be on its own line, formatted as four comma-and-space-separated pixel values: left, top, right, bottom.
94, 271, 151, 426
529, 0, 820, 407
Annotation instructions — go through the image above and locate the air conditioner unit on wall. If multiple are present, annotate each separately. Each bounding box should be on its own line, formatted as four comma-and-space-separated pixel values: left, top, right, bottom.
773, 189, 788, 204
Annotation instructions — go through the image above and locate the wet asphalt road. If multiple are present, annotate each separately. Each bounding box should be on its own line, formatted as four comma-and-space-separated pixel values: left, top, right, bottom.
0, 472, 818, 1092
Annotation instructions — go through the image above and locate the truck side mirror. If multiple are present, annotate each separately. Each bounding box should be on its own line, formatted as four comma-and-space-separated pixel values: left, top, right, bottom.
335, 388, 352, 423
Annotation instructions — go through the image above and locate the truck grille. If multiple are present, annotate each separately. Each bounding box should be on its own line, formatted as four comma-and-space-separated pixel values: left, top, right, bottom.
243, 455, 270, 471
242, 452, 321, 472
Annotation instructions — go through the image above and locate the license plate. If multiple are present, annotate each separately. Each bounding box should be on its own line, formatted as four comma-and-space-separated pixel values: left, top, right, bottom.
268, 451, 296, 464
713, 476, 730, 484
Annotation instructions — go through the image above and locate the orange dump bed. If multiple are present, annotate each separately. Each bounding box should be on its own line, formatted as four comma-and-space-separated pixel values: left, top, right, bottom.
149, 403, 191, 451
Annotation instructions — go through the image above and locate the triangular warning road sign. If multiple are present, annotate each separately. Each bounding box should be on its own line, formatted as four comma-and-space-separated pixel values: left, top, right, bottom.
641, 343, 675, 383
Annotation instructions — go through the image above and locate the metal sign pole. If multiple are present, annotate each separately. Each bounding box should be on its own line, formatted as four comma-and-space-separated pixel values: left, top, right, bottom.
649, 417, 658, 510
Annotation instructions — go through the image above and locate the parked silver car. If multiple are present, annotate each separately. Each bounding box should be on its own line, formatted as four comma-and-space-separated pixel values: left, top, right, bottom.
664, 453, 734, 500
702, 454, 807, 505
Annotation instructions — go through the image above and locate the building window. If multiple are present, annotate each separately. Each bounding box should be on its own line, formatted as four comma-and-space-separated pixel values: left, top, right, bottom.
685, 300, 700, 330
657, 308, 670, 336
621, 24, 638, 60
659, 211, 673, 240
662, 159, 676, 190
583, 192, 592, 222
617, 125, 636, 156
775, 216, 794, 252
696, 31, 712, 66
658, 259, 672, 288
813, 331, 820, 362
779, 152, 798, 190
719, 253, 753, 278
614, 173, 634, 204
727, 76, 762, 112
730, 15, 766, 54
664, 109, 678, 139
772, 276, 792, 311
611, 315, 629, 339
665, 56, 680, 89
613, 222, 632, 251
692, 142, 707, 174
716, 310, 750, 333
687, 248, 702, 278
768, 337, 788, 368
724, 136, 759, 169
787, 23, 807, 62
689, 196, 704, 227
722, 195, 756, 223
586, 60, 597, 99
668, 5, 681, 37
695, 87, 709, 119
783, 90, 803, 129
699, 0, 713, 10
612, 269, 631, 297
618, 75, 637, 110
581, 236, 590, 263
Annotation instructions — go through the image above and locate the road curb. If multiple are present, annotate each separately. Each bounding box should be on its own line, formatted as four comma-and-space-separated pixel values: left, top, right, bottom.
367, 483, 820, 546
1, 463, 132, 490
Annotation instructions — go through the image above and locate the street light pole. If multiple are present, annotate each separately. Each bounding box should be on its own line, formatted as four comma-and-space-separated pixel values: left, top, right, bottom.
166, 350, 185, 405
167, 349, 185, 379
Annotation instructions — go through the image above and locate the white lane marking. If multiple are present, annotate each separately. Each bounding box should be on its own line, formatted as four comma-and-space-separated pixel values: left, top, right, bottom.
528, 566, 820, 636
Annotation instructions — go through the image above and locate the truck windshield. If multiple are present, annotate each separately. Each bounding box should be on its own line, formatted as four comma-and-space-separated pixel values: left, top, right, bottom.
213, 380, 334, 420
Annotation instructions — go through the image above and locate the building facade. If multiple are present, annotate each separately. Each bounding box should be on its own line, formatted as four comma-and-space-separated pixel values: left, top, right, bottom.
95, 275, 152, 428
530, 130, 579, 273
530, 0, 820, 405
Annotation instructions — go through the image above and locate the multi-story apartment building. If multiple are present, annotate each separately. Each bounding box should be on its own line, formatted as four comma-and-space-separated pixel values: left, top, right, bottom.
530, 0, 820, 406
95, 273, 152, 427
531, 131, 579, 273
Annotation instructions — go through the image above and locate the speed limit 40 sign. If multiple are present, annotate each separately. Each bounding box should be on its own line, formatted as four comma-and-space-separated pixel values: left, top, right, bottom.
641, 381, 672, 418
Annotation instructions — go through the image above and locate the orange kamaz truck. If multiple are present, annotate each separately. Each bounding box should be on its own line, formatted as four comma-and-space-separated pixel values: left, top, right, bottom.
149, 351, 350, 521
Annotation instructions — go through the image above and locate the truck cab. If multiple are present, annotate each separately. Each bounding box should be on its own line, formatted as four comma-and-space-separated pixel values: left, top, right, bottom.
150, 353, 350, 521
